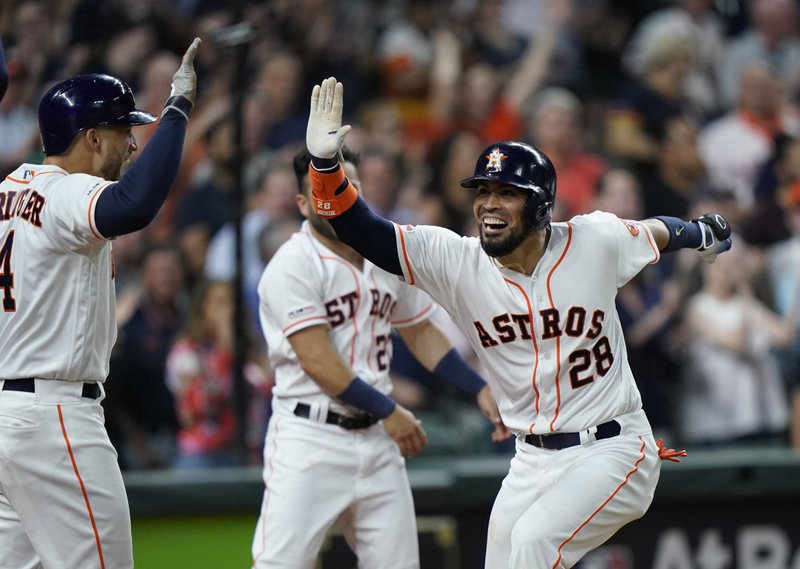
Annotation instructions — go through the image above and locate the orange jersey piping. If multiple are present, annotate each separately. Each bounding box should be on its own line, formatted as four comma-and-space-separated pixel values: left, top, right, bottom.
503, 277, 540, 433
547, 222, 573, 432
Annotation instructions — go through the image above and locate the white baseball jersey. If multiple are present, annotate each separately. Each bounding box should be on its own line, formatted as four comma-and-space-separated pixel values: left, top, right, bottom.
394, 211, 660, 435
0, 163, 116, 382
0, 164, 132, 569
252, 221, 435, 569
258, 221, 435, 410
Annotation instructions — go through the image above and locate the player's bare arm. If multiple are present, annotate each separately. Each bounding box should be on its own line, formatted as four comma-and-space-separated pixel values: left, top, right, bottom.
288, 324, 428, 457
397, 319, 511, 442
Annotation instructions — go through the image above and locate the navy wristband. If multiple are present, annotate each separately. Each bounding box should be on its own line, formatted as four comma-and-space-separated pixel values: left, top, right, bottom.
653, 216, 703, 253
433, 348, 486, 397
338, 377, 396, 418
310, 156, 339, 171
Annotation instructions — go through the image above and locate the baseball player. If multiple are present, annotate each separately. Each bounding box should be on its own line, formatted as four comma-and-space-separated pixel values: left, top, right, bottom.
303, 77, 732, 568
0, 38, 201, 569
250, 147, 510, 569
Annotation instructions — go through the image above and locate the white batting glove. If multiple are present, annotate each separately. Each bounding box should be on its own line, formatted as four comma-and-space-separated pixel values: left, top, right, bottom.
306, 76, 351, 159
169, 37, 201, 105
695, 213, 732, 263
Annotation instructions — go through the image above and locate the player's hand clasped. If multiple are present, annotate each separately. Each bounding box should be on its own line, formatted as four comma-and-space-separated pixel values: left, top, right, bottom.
694, 212, 732, 264
307, 76, 351, 160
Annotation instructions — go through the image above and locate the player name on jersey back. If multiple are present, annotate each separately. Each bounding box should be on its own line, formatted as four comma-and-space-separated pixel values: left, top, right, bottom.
0, 187, 45, 227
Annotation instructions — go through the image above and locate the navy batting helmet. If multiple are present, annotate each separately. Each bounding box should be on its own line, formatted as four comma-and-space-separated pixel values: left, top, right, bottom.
38, 74, 157, 156
460, 141, 557, 230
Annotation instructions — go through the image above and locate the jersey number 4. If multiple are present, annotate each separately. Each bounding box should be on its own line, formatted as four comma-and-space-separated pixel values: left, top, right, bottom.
0, 231, 16, 312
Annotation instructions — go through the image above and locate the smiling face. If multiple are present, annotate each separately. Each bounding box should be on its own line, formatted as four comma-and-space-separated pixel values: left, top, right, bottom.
473, 180, 534, 257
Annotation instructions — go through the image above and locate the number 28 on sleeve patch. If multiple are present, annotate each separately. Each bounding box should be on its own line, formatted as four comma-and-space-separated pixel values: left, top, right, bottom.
621, 219, 641, 237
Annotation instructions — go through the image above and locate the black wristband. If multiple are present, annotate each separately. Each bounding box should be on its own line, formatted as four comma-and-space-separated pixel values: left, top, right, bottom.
162, 95, 193, 121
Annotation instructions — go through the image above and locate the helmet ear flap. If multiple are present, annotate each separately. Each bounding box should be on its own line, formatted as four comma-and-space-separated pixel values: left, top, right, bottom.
524, 188, 553, 230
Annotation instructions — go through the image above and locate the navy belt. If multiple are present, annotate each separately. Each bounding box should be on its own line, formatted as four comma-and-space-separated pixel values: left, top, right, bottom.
293, 403, 378, 430
2, 378, 101, 399
524, 420, 621, 450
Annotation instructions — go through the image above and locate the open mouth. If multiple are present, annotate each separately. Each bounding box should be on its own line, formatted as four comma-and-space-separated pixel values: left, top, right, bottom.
482, 216, 508, 235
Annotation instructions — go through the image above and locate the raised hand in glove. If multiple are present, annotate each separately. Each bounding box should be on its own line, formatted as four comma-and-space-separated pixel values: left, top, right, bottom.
163, 37, 201, 118
307, 76, 351, 160
695, 213, 732, 263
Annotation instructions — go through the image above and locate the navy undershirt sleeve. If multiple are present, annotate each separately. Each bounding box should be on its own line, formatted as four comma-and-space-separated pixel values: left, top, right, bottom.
0, 39, 8, 102
95, 97, 192, 237
329, 197, 403, 275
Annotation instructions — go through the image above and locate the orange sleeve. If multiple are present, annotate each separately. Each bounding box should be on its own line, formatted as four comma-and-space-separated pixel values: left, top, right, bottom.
308, 164, 359, 218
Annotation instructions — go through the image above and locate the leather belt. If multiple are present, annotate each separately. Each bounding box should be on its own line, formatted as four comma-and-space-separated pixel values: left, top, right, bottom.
1, 378, 101, 399
293, 402, 379, 430
524, 420, 621, 450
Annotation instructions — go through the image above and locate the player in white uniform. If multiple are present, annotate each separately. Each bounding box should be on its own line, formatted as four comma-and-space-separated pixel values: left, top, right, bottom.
303, 77, 733, 568
0, 39, 200, 569
250, 148, 509, 569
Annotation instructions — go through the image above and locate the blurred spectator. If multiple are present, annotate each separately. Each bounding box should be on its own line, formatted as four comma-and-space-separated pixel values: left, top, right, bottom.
680, 239, 794, 447
571, 0, 652, 99
526, 87, 606, 218
205, 160, 301, 322
270, 0, 374, 109
247, 50, 307, 152
623, 0, 726, 118
430, 1, 572, 146
106, 245, 187, 470
590, 166, 644, 221
600, 167, 685, 438
0, 60, 39, 176
376, 0, 439, 101
764, 181, 800, 450
174, 114, 237, 288
7, 0, 64, 95
741, 133, 800, 246
467, 0, 529, 70
718, 0, 800, 110
638, 115, 707, 219
604, 20, 696, 169
425, 129, 486, 234
166, 280, 269, 468
699, 61, 797, 210
357, 148, 421, 225
0, 35, 8, 102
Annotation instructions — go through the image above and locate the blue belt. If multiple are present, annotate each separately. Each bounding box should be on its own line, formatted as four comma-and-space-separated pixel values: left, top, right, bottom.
524, 420, 621, 450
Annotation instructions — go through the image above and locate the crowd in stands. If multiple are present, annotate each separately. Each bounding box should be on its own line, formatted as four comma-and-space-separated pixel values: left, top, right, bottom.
2, 0, 800, 469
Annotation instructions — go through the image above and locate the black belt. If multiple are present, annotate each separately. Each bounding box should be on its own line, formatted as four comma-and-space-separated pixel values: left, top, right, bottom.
524, 420, 621, 450
1, 378, 101, 399
293, 403, 379, 430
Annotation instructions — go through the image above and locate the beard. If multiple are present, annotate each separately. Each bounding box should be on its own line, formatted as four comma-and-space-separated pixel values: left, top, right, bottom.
479, 222, 534, 257
99, 149, 127, 181
308, 212, 339, 241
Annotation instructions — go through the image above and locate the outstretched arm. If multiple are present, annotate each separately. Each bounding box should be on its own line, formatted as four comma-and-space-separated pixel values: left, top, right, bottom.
306, 77, 404, 274
643, 213, 732, 263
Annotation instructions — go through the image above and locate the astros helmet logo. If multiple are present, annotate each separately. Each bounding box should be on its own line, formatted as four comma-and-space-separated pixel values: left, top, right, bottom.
485, 148, 507, 173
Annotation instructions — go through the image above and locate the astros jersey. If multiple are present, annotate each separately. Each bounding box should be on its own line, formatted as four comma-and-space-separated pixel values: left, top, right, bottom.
394, 211, 660, 434
0, 164, 116, 381
259, 221, 435, 411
